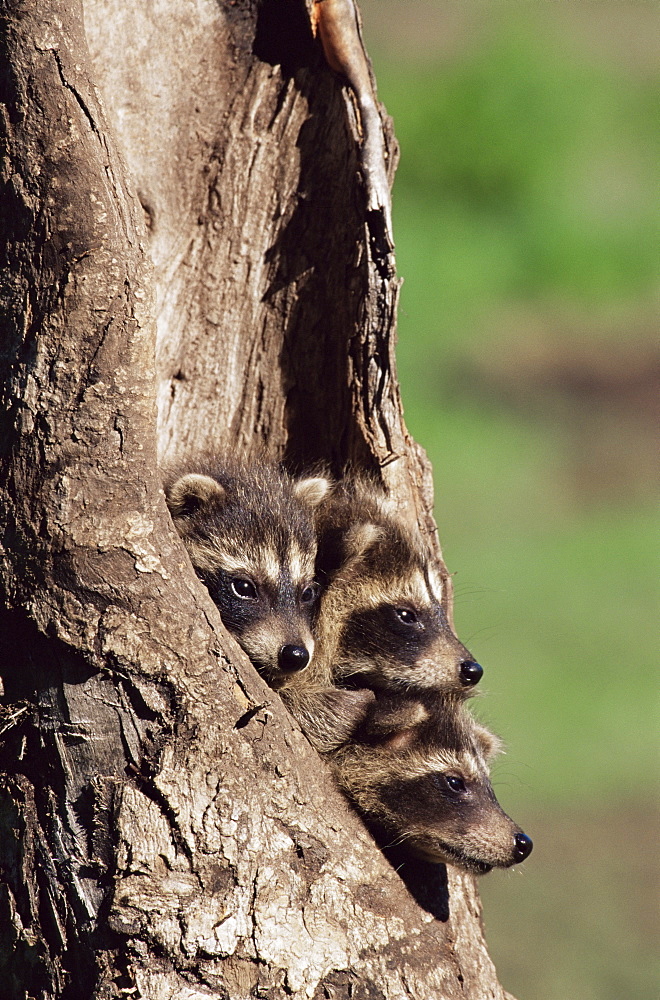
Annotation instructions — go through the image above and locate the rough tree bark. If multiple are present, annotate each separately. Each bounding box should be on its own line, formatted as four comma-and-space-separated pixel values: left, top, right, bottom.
0, 1, 513, 997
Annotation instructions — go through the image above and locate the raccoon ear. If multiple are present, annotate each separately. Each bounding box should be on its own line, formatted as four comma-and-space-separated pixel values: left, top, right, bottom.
166, 474, 226, 519
381, 727, 421, 751
293, 476, 332, 510
343, 522, 383, 562
360, 698, 428, 745
473, 723, 504, 763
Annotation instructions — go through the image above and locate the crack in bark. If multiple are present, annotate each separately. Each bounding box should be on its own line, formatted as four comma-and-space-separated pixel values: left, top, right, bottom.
52, 49, 99, 139
126, 767, 195, 867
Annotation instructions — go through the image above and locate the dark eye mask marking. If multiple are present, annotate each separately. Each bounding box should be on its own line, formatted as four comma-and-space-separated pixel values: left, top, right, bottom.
341, 607, 439, 665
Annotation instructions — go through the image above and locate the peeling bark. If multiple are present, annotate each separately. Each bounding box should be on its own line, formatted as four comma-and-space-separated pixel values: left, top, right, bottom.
0, 0, 511, 996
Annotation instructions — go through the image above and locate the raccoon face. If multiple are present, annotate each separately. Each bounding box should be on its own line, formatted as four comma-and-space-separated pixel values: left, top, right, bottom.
199, 565, 320, 681
315, 481, 484, 695
370, 752, 532, 873
165, 465, 330, 683
338, 599, 480, 692
335, 696, 532, 874
332, 554, 482, 693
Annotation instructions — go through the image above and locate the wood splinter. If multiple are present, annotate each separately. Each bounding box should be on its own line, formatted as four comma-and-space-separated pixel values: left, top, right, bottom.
313, 0, 395, 261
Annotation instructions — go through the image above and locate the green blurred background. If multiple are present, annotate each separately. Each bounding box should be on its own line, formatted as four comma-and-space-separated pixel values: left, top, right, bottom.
358, 2, 659, 997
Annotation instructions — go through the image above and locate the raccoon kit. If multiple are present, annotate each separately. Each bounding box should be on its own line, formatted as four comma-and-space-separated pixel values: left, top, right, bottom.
164, 459, 330, 683
281, 476, 484, 754
314, 475, 483, 694
332, 692, 533, 874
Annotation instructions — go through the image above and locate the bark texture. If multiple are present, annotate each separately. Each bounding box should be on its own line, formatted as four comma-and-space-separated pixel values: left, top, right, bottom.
0, 0, 511, 997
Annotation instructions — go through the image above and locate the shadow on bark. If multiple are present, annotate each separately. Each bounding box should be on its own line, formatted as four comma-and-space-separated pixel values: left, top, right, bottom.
383, 848, 451, 923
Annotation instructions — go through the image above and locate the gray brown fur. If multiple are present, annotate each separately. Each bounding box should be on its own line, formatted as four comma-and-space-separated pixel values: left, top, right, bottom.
331, 692, 533, 874
164, 458, 330, 683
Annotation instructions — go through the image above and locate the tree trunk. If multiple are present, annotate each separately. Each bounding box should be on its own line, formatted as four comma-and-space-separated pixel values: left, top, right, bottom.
0, 1, 512, 997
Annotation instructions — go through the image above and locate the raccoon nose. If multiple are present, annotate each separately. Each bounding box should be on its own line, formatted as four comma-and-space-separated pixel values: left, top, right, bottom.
512, 832, 533, 863
459, 660, 484, 686
278, 645, 310, 673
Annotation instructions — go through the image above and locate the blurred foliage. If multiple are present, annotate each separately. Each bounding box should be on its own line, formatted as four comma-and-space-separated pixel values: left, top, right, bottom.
368, 9, 659, 804
383, 21, 658, 357
359, 4, 659, 998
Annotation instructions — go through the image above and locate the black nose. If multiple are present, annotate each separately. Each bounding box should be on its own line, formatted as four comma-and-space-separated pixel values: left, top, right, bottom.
459, 660, 484, 686
513, 832, 533, 862
278, 645, 310, 673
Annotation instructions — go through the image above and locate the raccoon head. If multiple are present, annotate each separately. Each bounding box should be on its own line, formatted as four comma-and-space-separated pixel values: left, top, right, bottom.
316, 498, 483, 694
335, 694, 533, 874
165, 463, 331, 684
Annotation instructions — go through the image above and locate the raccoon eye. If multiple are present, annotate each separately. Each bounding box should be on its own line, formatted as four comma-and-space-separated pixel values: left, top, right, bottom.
444, 775, 466, 794
300, 582, 320, 605
231, 578, 258, 600
394, 608, 418, 626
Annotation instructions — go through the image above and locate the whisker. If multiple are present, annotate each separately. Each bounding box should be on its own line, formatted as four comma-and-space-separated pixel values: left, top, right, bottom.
383, 830, 415, 851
